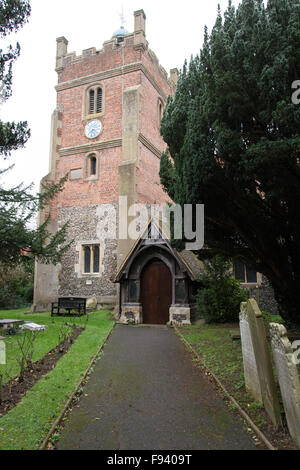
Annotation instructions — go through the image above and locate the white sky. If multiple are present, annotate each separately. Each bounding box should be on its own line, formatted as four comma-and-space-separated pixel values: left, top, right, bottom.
1, 0, 241, 192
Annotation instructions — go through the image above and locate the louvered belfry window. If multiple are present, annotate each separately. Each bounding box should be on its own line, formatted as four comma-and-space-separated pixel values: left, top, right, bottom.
88, 87, 103, 114
89, 90, 95, 114
96, 88, 102, 113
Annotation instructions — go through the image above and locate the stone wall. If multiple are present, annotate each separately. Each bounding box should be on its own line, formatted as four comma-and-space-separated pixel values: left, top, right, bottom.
240, 300, 282, 428
244, 275, 279, 315
270, 323, 300, 448
58, 204, 118, 303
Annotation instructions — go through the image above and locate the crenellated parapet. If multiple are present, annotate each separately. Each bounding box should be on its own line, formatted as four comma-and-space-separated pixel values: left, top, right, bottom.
55, 10, 177, 91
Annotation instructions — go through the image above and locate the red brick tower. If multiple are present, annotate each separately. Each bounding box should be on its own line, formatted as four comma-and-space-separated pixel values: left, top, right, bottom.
33, 10, 178, 312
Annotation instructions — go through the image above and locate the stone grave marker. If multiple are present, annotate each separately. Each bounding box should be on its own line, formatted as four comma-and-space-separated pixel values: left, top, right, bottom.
240, 301, 263, 403
0, 338, 5, 365
270, 323, 300, 449
240, 299, 282, 428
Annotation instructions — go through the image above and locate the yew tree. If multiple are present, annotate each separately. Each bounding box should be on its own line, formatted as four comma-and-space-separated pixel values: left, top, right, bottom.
160, 0, 300, 325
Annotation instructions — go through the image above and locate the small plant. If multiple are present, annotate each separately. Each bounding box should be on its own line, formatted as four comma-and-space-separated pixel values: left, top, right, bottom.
234, 379, 245, 391
50, 432, 61, 444
229, 402, 238, 411
248, 401, 264, 411
57, 323, 70, 351
196, 255, 247, 324
16, 330, 40, 382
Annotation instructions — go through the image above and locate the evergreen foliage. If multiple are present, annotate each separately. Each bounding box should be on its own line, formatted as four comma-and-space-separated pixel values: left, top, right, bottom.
160, 0, 300, 325
196, 255, 247, 324
0, 1, 71, 269
0, 260, 34, 308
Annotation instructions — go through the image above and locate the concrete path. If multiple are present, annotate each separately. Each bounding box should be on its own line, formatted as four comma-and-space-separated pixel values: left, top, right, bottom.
57, 325, 257, 450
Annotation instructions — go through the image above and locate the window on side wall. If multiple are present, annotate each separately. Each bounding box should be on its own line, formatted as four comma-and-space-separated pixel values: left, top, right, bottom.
234, 259, 258, 284
157, 97, 164, 128
83, 245, 100, 274
85, 153, 99, 180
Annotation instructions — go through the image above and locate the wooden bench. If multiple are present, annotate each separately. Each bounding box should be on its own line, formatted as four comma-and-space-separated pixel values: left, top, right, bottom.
51, 298, 87, 317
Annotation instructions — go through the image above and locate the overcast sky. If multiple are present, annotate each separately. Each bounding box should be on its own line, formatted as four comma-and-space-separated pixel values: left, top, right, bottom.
1, 0, 241, 192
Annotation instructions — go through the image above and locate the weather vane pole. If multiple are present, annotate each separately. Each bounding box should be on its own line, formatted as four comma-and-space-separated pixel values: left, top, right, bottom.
119, 5, 125, 28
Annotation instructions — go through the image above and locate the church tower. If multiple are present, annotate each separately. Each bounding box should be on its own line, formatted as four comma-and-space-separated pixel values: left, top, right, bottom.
32, 10, 180, 313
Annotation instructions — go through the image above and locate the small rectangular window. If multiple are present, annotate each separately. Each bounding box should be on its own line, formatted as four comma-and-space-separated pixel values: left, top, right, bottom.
234, 259, 257, 283
246, 266, 257, 283
234, 259, 245, 282
84, 246, 91, 273
93, 246, 100, 273
82, 244, 100, 275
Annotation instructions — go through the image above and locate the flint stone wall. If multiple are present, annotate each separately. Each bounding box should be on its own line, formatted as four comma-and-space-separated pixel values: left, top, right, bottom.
58, 204, 118, 301
245, 275, 279, 315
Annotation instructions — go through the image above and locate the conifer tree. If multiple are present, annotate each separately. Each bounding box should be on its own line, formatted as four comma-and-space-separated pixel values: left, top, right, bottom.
0, 0, 71, 266
160, 0, 300, 325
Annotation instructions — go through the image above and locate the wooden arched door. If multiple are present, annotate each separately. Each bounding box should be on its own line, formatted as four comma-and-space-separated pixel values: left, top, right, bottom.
140, 259, 172, 325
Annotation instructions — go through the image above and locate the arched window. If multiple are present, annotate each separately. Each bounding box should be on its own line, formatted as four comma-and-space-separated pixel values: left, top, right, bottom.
157, 98, 164, 127
85, 84, 104, 117
90, 156, 97, 176
84, 246, 91, 273
93, 246, 100, 273
85, 153, 99, 180
83, 244, 100, 274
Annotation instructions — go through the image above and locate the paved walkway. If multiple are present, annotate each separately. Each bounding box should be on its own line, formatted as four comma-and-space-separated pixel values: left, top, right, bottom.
58, 325, 257, 450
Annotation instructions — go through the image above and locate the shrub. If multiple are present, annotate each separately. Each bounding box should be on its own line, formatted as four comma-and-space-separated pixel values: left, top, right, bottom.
0, 262, 34, 309
196, 255, 247, 324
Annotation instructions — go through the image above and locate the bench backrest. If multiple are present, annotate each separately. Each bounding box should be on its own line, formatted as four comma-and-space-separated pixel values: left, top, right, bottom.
58, 298, 86, 309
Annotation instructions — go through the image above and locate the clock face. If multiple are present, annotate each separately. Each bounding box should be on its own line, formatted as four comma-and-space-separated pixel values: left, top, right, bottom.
85, 120, 103, 139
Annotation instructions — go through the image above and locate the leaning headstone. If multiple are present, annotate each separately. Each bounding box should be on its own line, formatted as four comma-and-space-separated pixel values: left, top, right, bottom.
270, 323, 300, 449
240, 299, 282, 428
240, 302, 263, 403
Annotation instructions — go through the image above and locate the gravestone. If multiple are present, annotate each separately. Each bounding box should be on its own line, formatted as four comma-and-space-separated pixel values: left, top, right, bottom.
0, 339, 5, 365
86, 296, 97, 312
240, 302, 263, 403
240, 299, 282, 428
270, 323, 300, 449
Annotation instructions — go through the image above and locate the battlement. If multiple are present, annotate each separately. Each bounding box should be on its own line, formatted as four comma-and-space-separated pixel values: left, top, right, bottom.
55, 10, 177, 89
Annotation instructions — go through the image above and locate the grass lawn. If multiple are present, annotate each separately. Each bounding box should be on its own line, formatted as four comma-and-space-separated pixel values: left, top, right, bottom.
176, 314, 296, 450
0, 309, 114, 450
0, 309, 76, 384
